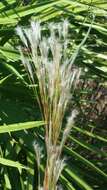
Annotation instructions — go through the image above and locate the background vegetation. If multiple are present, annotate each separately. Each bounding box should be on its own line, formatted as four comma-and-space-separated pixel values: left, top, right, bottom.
0, 0, 107, 189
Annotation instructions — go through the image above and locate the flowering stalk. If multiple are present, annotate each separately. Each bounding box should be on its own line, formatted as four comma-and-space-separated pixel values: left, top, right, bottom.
16, 20, 81, 190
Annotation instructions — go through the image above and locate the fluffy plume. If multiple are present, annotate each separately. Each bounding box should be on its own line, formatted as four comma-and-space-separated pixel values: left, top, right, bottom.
16, 20, 81, 190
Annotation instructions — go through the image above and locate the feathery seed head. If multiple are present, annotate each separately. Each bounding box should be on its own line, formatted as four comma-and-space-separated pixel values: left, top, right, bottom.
16, 26, 28, 47
33, 142, 43, 166
16, 20, 80, 144
54, 158, 66, 182
31, 21, 41, 42
67, 109, 78, 127
63, 109, 78, 139
17, 20, 81, 189
62, 19, 69, 39
60, 109, 78, 151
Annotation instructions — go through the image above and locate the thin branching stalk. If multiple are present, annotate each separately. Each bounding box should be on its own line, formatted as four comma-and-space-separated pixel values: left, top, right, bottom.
16, 19, 92, 190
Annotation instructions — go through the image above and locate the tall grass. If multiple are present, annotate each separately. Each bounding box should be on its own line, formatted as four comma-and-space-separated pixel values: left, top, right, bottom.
16, 20, 93, 189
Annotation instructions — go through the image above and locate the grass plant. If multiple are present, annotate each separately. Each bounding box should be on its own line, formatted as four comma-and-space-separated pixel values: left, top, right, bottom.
16, 20, 81, 190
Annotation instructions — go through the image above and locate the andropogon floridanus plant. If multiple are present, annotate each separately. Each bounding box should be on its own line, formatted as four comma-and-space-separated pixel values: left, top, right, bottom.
16, 20, 91, 190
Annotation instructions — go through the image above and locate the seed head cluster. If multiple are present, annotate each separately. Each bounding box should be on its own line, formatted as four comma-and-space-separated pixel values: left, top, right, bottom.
16, 20, 81, 190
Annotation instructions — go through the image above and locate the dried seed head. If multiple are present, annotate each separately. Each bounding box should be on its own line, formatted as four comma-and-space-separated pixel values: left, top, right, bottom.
62, 19, 69, 39
17, 20, 82, 189
67, 109, 78, 128
16, 26, 28, 47
33, 142, 43, 166
31, 21, 41, 42
54, 158, 66, 183
60, 109, 78, 151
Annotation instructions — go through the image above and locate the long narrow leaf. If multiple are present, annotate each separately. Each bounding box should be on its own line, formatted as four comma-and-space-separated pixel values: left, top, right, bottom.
0, 157, 28, 169
0, 121, 45, 133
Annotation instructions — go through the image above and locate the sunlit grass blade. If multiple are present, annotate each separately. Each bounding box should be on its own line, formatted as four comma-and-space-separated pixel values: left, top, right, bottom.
0, 121, 45, 133
0, 157, 28, 170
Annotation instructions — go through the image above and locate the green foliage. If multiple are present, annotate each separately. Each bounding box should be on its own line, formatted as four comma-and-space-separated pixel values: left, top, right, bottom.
0, 0, 107, 189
